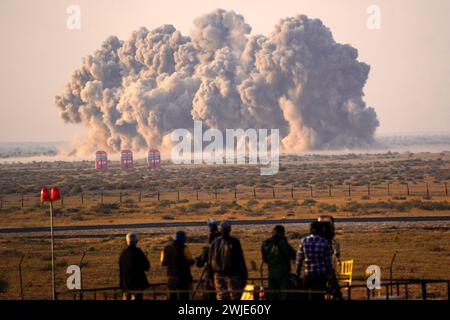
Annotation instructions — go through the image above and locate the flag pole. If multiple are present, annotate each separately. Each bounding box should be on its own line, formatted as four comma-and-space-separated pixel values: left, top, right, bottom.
49, 201, 56, 300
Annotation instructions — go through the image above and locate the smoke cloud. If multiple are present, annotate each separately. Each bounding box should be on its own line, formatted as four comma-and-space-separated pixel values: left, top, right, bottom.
55, 9, 379, 154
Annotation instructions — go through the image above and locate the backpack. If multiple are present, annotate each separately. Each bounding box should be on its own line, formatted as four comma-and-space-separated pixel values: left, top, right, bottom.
262, 239, 283, 265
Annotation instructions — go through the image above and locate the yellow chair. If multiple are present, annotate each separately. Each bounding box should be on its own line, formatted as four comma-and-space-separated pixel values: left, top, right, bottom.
241, 284, 255, 300
337, 259, 354, 287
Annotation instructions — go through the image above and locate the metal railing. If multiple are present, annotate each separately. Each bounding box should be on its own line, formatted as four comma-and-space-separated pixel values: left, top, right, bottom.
55, 278, 450, 301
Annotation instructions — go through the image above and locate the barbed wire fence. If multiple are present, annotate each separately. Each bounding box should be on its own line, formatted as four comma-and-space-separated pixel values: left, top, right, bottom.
0, 181, 448, 210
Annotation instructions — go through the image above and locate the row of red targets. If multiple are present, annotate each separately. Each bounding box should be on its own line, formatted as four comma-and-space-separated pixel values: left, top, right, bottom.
95, 149, 161, 170
40, 187, 61, 203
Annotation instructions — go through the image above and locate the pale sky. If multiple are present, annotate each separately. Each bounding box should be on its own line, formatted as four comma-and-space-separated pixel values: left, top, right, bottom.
0, 0, 449, 141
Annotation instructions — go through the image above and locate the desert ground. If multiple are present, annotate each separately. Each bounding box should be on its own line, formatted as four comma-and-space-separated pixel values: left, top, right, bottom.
0, 151, 449, 299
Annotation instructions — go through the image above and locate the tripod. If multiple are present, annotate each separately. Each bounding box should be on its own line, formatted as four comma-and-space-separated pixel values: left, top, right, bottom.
191, 263, 209, 300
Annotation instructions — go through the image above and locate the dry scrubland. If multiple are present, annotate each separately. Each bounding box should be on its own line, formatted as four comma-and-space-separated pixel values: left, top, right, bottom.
0, 151, 449, 299
0, 151, 449, 227
0, 223, 448, 300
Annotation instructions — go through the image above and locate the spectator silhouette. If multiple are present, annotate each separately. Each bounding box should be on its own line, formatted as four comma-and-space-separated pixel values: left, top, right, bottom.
209, 221, 248, 300
119, 232, 150, 300
296, 221, 333, 300
161, 231, 194, 300
262, 225, 296, 300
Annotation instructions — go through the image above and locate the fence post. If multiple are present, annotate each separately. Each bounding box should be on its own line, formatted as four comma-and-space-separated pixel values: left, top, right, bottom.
291, 186, 294, 199
177, 190, 180, 201
348, 184, 351, 197
253, 187, 256, 198
0, 195, 2, 209
421, 281, 427, 300
61, 196, 64, 208
139, 191, 142, 202
119, 192, 122, 204
426, 182, 430, 197
234, 189, 237, 199
406, 183, 410, 196
328, 185, 332, 197
387, 183, 390, 196
214, 189, 218, 200
101, 191, 104, 204
445, 182, 448, 196
272, 187, 275, 198
81, 193, 84, 205
310, 186, 313, 198
21, 193, 24, 208
157, 190, 160, 201
196, 190, 199, 201
368, 183, 371, 197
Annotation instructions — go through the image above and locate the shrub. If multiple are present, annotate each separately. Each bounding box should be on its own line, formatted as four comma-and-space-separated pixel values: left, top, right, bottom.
262, 200, 297, 210
68, 185, 82, 195
188, 202, 213, 210
157, 200, 176, 208
90, 203, 119, 214
301, 198, 317, 206
246, 199, 258, 207
176, 206, 187, 213
215, 206, 227, 215
318, 203, 337, 212
71, 214, 84, 221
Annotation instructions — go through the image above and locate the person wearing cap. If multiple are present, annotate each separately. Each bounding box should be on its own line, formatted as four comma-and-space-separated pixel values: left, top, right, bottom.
209, 221, 248, 300
195, 219, 222, 300
261, 225, 296, 300
161, 231, 195, 300
296, 221, 333, 300
119, 232, 150, 300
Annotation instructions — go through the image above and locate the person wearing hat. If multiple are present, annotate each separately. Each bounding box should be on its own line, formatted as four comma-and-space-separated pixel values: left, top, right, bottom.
209, 221, 248, 300
119, 232, 150, 300
194, 219, 222, 300
161, 231, 195, 300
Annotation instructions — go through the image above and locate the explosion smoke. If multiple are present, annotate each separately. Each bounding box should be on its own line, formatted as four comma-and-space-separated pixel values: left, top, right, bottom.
55, 9, 379, 154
